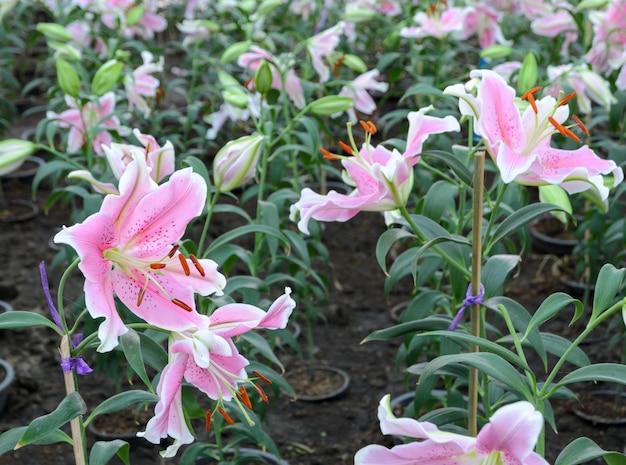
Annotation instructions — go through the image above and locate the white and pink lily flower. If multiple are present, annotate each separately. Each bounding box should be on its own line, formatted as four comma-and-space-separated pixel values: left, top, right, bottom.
306, 21, 344, 82
547, 64, 617, 114
400, 4, 469, 40
69, 129, 175, 194
585, 0, 626, 76
290, 107, 460, 233
124, 51, 164, 117
444, 69, 623, 201
55, 154, 226, 352
355, 394, 548, 465
138, 288, 296, 457
335, 69, 389, 123
46, 92, 127, 155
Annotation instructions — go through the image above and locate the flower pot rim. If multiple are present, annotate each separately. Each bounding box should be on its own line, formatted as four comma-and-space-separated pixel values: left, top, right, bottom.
0, 199, 39, 223
1, 155, 46, 180
285, 365, 350, 402
195, 447, 289, 465
572, 389, 626, 425
0, 300, 14, 313
0, 358, 15, 393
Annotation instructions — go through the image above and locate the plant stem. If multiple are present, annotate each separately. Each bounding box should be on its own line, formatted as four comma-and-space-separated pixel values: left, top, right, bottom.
468, 151, 485, 437
60, 335, 87, 465
198, 188, 220, 258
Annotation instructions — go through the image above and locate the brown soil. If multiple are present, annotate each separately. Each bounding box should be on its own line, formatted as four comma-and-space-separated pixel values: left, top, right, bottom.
1, 127, 626, 464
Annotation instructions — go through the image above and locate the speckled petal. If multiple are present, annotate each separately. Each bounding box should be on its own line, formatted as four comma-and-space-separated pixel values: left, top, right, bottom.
84, 277, 128, 352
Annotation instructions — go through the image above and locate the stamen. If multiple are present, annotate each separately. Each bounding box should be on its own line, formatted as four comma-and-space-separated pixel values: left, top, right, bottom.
252, 370, 273, 385
168, 244, 180, 258
558, 91, 576, 107
562, 126, 581, 143
149, 263, 166, 269
526, 93, 537, 113
171, 298, 193, 312
253, 384, 269, 403
205, 409, 212, 431
338, 141, 353, 155
178, 254, 191, 276
521, 86, 540, 113
332, 54, 345, 77
572, 114, 590, 136
137, 287, 146, 306
359, 120, 377, 135
218, 406, 235, 425
548, 116, 567, 136
189, 254, 205, 277
319, 147, 340, 160
521, 86, 541, 99
237, 385, 253, 409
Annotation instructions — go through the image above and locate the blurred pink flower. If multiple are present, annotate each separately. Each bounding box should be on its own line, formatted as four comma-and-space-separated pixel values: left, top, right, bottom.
400, 5, 468, 39
138, 289, 295, 457
335, 69, 389, 123
124, 51, 163, 116
444, 70, 623, 200
46, 92, 126, 155
290, 108, 460, 233
306, 22, 344, 82
355, 394, 548, 465
585, 0, 626, 81
462, 2, 510, 48
55, 155, 226, 352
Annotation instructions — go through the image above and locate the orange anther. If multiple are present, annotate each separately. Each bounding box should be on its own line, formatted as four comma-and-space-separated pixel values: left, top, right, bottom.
548, 116, 567, 136
171, 298, 193, 312
562, 126, 581, 143
521, 86, 541, 99
253, 384, 269, 403
205, 409, 212, 431
338, 141, 353, 155
149, 263, 166, 269
137, 287, 146, 307
359, 120, 377, 135
320, 147, 340, 160
572, 114, 590, 136
252, 370, 272, 385
189, 254, 205, 277
168, 244, 180, 258
217, 407, 235, 425
558, 91, 577, 107
178, 254, 190, 276
237, 385, 252, 409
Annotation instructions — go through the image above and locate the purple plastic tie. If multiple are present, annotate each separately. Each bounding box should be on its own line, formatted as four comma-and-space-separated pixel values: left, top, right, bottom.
448, 283, 485, 331
40, 261, 93, 375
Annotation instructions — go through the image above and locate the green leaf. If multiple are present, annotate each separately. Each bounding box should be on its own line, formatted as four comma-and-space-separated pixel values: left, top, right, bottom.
205, 224, 288, 258
487, 203, 568, 253
0, 311, 61, 333
182, 155, 211, 192
538, 185, 571, 223
89, 440, 131, 465
84, 391, 159, 426
481, 254, 520, 297
259, 200, 280, 260
539, 332, 590, 367
375, 228, 416, 275
120, 329, 152, 390
555, 437, 626, 465
363, 315, 453, 342
422, 181, 459, 222
420, 353, 533, 400
523, 293, 584, 340
17, 393, 87, 447
0, 427, 71, 455
421, 150, 473, 186
417, 330, 530, 371
591, 264, 625, 322
557, 363, 626, 388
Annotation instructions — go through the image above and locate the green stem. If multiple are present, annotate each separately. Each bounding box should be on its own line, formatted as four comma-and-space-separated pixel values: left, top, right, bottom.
468, 151, 485, 437
198, 188, 220, 258
482, 182, 509, 255
57, 258, 81, 334
251, 136, 272, 277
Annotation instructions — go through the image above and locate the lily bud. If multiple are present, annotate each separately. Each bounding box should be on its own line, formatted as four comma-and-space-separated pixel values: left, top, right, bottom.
36, 23, 73, 43
517, 52, 538, 96
213, 134, 265, 192
221, 41, 251, 64
255, 60, 273, 95
0, 139, 37, 176
309, 96, 354, 116
480, 45, 514, 60
56, 58, 81, 97
126, 5, 145, 26
92, 59, 124, 96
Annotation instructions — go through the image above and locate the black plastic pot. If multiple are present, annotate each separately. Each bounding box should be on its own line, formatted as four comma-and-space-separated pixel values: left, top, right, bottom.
195, 448, 288, 465
529, 215, 578, 256
0, 358, 15, 415
285, 365, 350, 402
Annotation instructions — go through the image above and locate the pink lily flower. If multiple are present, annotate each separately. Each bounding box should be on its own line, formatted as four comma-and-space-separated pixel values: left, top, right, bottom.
124, 51, 164, 117
585, 0, 626, 76
400, 5, 469, 40
290, 108, 460, 233
306, 22, 344, 82
55, 154, 226, 352
462, 2, 511, 48
98, 0, 167, 40
46, 92, 126, 155
138, 288, 296, 457
69, 129, 176, 194
237, 46, 305, 108
547, 64, 617, 114
355, 394, 548, 465
443, 70, 623, 201
335, 69, 389, 123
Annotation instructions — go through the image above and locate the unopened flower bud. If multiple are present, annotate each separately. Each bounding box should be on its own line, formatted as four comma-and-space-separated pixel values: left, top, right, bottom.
255, 60, 273, 95
213, 134, 265, 192
221, 41, 251, 64
341, 54, 367, 74
517, 52, 538, 96
92, 59, 124, 96
0, 139, 37, 176
36, 22, 73, 43
309, 96, 354, 116
56, 58, 81, 97
50, 42, 82, 61
126, 5, 145, 26
480, 45, 514, 60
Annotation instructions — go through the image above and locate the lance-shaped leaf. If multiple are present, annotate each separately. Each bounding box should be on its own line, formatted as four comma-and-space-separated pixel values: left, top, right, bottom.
0, 311, 61, 333
16, 392, 86, 448
591, 264, 625, 323
555, 437, 626, 465
89, 440, 131, 465
84, 390, 159, 427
